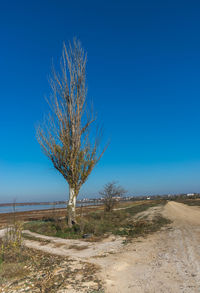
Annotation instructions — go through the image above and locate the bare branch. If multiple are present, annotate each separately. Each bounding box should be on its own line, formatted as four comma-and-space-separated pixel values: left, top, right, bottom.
100, 182, 126, 212
36, 39, 107, 225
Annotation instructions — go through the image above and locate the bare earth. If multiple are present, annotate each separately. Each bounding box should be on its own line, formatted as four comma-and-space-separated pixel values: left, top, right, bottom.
93, 201, 200, 293
1, 201, 200, 292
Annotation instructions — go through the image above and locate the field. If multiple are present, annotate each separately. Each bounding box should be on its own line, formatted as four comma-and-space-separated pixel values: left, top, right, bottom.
0, 199, 200, 292
23, 200, 169, 240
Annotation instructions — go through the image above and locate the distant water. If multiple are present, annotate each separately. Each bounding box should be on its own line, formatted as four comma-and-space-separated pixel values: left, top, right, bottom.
0, 202, 102, 214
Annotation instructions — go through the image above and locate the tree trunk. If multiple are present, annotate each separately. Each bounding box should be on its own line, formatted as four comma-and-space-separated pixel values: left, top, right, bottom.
67, 186, 76, 227
73, 195, 76, 218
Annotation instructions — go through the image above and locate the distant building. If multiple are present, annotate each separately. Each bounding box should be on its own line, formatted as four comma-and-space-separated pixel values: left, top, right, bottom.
187, 193, 194, 197
112, 196, 121, 201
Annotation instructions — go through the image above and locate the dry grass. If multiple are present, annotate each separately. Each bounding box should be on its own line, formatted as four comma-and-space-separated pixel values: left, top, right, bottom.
0, 262, 28, 280
0, 216, 103, 292
24, 200, 170, 241
0, 243, 103, 292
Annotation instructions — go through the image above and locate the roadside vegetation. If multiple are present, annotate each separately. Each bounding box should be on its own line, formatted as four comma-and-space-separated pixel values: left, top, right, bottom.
0, 233, 103, 293
0, 243, 103, 293
24, 200, 171, 241
0, 209, 103, 292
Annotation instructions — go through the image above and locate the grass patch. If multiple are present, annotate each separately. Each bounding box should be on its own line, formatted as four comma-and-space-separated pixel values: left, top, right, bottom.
24, 200, 169, 241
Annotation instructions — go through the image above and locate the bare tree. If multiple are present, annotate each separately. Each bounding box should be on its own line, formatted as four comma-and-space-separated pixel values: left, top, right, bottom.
100, 182, 126, 212
36, 39, 107, 227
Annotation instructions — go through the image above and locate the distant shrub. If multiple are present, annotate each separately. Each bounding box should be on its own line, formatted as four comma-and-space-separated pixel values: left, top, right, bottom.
100, 182, 126, 212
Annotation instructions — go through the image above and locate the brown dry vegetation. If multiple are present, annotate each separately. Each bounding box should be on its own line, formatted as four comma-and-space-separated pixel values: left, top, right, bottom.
0, 205, 103, 227
23, 200, 170, 240
0, 242, 103, 293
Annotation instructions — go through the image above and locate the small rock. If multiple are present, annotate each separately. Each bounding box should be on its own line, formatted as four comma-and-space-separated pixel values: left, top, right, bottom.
82, 234, 92, 239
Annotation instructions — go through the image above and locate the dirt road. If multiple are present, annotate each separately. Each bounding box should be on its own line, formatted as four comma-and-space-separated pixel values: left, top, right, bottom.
1, 201, 200, 292
93, 201, 200, 293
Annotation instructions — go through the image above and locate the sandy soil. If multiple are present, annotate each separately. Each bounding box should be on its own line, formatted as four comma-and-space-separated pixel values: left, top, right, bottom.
22, 231, 124, 259
92, 201, 200, 293
1, 201, 200, 292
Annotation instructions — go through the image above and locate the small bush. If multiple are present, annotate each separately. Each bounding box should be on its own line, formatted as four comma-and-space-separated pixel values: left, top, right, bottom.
1, 221, 23, 262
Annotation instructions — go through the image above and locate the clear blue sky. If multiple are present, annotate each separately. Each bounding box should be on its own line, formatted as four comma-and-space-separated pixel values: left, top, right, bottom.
1, 0, 200, 203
